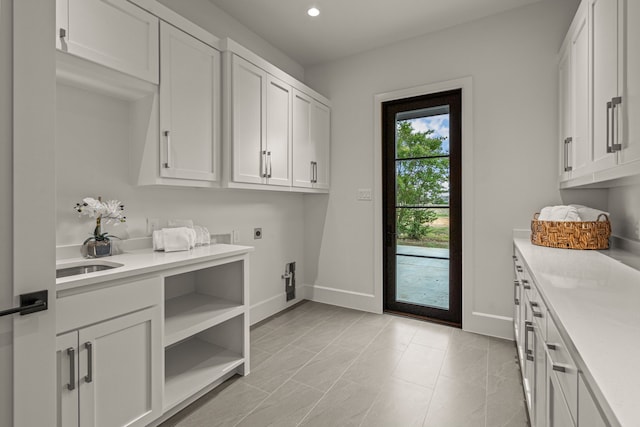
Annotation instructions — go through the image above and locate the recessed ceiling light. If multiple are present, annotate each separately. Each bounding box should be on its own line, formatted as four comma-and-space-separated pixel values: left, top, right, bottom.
307, 7, 320, 17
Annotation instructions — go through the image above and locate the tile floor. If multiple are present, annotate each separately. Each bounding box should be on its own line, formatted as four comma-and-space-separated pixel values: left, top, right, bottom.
161, 301, 528, 427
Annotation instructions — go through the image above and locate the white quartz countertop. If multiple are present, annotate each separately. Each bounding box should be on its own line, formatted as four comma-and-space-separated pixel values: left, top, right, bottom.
514, 238, 640, 427
56, 244, 254, 292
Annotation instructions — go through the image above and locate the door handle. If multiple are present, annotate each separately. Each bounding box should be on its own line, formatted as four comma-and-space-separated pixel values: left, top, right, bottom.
0, 290, 48, 317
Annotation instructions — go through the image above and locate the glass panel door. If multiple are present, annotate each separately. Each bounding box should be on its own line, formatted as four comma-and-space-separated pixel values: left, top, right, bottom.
382, 90, 461, 325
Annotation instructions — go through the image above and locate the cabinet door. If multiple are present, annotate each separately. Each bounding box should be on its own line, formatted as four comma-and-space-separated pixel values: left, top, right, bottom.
558, 42, 572, 182
266, 75, 293, 187
78, 307, 161, 427
534, 325, 547, 427
56, 332, 79, 427
570, 4, 591, 177
578, 375, 607, 427
547, 359, 576, 427
311, 100, 331, 189
619, 0, 640, 164
590, 0, 619, 171
231, 55, 266, 184
160, 22, 221, 182
293, 90, 313, 188
57, 0, 159, 84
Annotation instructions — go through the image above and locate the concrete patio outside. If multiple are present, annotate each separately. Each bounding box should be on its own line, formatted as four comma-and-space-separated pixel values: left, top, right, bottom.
396, 245, 450, 309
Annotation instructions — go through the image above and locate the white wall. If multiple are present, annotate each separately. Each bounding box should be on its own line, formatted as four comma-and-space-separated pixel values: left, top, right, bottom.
0, 0, 12, 424
608, 184, 640, 240
157, 0, 304, 81
55, 83, 306, 323
303, 0, 581, 338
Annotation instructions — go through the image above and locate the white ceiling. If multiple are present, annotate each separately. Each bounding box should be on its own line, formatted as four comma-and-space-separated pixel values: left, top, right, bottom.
208, 0, 544, 67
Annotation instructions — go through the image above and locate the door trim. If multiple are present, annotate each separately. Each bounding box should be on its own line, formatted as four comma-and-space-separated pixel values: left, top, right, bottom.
13, 1, 57, 425
373, 77, 474, 329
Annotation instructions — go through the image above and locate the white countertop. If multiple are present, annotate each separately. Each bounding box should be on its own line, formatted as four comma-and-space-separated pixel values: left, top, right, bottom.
56, 244, 254, 292
514, 238, 640, 427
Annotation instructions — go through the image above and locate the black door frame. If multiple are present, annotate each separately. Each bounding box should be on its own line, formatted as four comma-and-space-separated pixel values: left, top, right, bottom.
382, 89, 462, 326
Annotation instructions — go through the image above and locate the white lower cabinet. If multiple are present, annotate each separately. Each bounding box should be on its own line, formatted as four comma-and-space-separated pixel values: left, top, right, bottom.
513, 245, 610, 427
56, 307, 162, 427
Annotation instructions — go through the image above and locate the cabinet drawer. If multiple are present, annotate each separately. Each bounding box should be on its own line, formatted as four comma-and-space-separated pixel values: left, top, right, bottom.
546, 314, 578, 423
57, 275, 162, 333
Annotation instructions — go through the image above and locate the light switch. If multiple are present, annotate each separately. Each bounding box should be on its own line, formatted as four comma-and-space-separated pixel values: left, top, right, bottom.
357, 189, 373, 201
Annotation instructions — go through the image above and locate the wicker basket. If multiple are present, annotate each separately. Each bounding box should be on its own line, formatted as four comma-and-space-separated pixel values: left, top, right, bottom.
530, 213, 611, 250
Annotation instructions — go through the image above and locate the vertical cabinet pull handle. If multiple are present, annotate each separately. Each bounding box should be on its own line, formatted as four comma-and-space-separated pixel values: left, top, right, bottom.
261, 150, 267, 178
84, 342, 93, 383
66, 347, 75, 391
564, 137, 573, 172
163, 130, 171, 168
606, 101, 613, 153
267, 151, 272, 178
611, 97, 622, 152
310, 161, 314, 182
525, 322, 534, 361
59, 28, 67, 39
513, 280, 519, 305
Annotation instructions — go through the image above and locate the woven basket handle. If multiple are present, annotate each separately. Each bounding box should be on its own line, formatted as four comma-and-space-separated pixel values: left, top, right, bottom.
597, 213, 609, 222
533, 212, 540, 220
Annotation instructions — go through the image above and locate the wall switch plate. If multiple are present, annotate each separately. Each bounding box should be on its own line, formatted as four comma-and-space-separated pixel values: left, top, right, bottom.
357, 189, 373, 201
254, 228, 262, 239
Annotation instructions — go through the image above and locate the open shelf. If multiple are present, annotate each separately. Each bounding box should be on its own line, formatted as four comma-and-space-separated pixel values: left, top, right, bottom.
164, 293, 244, 347
164, 337, 244, 411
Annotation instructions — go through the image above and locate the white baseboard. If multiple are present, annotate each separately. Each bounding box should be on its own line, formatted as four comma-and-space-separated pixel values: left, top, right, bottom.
249, 286, 310, 325
304, 284, 382, 314
463, 311, 514, 341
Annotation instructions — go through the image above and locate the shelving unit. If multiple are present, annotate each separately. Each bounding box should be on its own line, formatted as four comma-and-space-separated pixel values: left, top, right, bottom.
161, 257, 249, 413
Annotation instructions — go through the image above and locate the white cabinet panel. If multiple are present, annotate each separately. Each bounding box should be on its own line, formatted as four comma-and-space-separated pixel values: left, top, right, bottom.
56, 0, 159, 84
57, 307, 161, 427
293, 89, 330, 190
571, 8, 590, 177
160, 22, 220, 182
578, 375, 608, 427
590, 0, 619, 170
547, 361, 575, 427
266, 75, 293, 187
293, 90, 313, 188
231, 55, 266, 184
619, 0, 640, 164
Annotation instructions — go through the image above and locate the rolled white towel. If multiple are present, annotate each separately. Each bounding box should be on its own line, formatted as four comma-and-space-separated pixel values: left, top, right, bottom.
537, 205, 581, 221
569, 205, 610, 222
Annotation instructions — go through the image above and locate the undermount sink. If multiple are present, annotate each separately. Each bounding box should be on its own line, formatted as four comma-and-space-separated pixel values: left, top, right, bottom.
56, 261, 124, 279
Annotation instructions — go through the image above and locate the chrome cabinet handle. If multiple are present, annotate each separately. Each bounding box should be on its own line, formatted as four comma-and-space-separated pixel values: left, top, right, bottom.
513, 280, 519, 305
84, 342, 93, 383
530, 300, 543, 318
516, 265, 523, 273
547, 343, 557, 351
522, 279, 531, 290
163, 130, 171, 168
564, 137, 573, 172
310, 161, 314, 182
267, 151, 272, 178
261, 150, 268, 178
611, 97, 622, 152
552, 365, 567, 373
524, 321, 534, 361
66, 347, 75, 391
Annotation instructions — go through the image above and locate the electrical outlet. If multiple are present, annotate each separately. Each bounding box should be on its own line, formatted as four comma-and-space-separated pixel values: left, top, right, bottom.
357, 188, 373, 201
254, 228, 262, 239
147, 218, 160, 235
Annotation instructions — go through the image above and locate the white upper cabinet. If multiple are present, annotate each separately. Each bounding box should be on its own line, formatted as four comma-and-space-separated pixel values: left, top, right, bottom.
227, 54, 292, 188
266, 75, 293, 187
159, 21, 221, 183
560, 0, 640, 187
56, 0, 159, 84
292, 90, 331, 190
589, 0, 619, 170
618, 0, 640, 165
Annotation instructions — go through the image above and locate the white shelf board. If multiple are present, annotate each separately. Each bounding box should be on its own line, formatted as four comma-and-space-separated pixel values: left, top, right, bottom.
164, 293, 244, 346
164, 338, 244, 411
